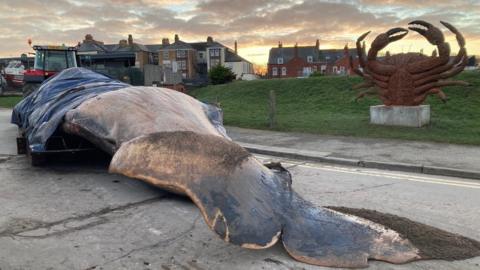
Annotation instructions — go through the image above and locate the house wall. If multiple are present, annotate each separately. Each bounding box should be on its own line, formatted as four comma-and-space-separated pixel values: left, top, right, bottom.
158, 48, 197, 79
330, 56, 359, 75
135, 51, 150, 69
206, 47, 224, 70
224, 61, 254, 79
268, 57, 321, 78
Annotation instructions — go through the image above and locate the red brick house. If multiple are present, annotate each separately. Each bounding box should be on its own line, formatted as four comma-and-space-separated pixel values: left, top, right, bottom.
267, 41, 359, 78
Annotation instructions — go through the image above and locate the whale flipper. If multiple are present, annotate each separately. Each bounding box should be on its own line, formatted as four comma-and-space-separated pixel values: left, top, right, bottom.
109, 131, 423, 268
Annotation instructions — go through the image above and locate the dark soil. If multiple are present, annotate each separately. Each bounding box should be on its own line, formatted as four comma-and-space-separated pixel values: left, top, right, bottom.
327, 206, 480, 261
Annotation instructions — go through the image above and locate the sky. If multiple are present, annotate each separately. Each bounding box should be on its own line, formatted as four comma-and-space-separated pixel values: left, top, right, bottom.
0, 0, 479, 68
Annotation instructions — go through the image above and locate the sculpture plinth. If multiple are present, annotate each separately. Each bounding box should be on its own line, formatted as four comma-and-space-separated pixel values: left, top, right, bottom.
370, 105, 430, 127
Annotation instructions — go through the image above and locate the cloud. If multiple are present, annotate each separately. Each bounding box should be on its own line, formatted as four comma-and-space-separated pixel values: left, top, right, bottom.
0, 0, 479, 65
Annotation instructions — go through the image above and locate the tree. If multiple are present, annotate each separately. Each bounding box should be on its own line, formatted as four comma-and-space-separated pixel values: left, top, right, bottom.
208, 65, 236, 85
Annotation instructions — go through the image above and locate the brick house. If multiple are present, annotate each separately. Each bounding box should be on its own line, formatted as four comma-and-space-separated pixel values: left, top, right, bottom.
157, 34, 198, 80
267, 40, 359, 78
157, 35, 254, 81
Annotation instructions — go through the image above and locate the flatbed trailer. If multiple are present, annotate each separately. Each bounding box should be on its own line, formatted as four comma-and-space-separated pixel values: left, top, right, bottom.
16, 128, 96, 166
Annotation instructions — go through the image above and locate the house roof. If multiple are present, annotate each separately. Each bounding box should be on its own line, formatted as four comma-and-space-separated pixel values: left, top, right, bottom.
145, 44, 165, 52
319, 48, 356, 63
189, 41, 224, 51
108, 43, 151, 52
161, 39, 194, 50
77, 42, 109, 53
268, 46, 319, 64
225, 48, 248, 62
268, 46, 358, 64
78, 42, 152, 53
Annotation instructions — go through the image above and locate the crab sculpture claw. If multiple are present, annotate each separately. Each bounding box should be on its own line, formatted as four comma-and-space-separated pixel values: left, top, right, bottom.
409, 20, 444, 45
440, 21, 465, 47
370, 27, 408, 52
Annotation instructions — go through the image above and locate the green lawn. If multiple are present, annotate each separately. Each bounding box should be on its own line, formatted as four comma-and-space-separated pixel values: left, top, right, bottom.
0, 96, 22, 109
191, 71, 480, 145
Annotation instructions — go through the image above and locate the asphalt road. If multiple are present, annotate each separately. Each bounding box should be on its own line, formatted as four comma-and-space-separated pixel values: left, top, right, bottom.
0, 108, 479, 270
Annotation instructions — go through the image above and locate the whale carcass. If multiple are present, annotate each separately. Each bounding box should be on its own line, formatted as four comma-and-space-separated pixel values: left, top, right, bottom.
12, 68, 480, 268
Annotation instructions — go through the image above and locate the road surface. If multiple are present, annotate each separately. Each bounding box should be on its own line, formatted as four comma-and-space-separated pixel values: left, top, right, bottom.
0, 108, 479, 270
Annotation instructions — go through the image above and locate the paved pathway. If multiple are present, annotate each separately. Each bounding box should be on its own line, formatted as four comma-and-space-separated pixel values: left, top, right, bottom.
226, 126, 480, 173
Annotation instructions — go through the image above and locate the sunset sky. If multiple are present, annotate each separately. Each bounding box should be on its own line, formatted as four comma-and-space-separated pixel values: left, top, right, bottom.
1, 0, 479, 68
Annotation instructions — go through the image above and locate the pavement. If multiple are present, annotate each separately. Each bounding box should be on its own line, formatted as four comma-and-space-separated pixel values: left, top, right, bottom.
226, 126, 480, 180
1, 107, 480, 269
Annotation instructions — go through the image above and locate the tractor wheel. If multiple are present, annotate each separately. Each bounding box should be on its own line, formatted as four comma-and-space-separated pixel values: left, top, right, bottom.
22, 83, 39, 97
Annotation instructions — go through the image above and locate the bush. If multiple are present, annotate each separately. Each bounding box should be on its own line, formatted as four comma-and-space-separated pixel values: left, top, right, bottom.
309, 71, 324, 77
208, 65, 236, 85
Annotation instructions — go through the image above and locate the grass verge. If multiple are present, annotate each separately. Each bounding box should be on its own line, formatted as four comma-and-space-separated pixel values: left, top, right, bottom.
191, 71, 480, 145
0, 96, 22, 109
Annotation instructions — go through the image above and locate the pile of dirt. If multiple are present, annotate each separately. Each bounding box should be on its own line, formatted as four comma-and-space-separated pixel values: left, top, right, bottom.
327, 206, 480, 261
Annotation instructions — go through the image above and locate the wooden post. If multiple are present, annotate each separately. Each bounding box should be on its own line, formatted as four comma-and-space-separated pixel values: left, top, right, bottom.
269, 90, 276, 128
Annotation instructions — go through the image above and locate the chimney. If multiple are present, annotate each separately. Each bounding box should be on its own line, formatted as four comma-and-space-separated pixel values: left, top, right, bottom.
207, 36, 213, 44
175, 34, 179, 43
343, 43, 349, 56
294, 43, 298, 57
128, 34, 133, 45
162, 38, 170, 46
85, 34, 93, 42
278, 41, 282, 48
119, 39, 128, 47
234, 40, 238, 54
315, 39, 319, 49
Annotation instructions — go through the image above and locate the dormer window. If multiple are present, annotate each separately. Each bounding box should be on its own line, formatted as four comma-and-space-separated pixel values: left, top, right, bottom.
210, 48, 220, 57
176, 49, 186, 58
307, 56, 313, 63
277, 57, 283, 64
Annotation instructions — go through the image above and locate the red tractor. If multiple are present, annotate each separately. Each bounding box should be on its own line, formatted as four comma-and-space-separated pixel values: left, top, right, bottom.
22, 45, 79, 96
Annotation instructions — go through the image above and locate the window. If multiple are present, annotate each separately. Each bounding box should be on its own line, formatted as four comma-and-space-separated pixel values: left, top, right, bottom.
281, 67, 287, 76
199, 52, 204, 59
34, 50, 76, 71
211, 59, 220, 67
307, 56, 313, 63
162, 50, 169, 59
313, 66, 318, 71
333, 66, 338, 74
303, 67, 312, 76
321, 65, 327, 73
176, 50, 186, 58
178, 60, 187, 70
210, 48, 220, 57
340, 66, 345, 73
277, 57, 283, 64
272, 67, 278, 76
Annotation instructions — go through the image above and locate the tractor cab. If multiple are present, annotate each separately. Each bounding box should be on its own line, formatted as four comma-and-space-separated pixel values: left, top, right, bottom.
23, 45, 78, 96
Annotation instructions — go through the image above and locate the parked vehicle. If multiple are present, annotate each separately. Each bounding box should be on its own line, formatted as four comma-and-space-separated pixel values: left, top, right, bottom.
0, 74, 6, 95
240, 73, 259, 81
2, 60, 25, 89
22, 45, 79, 96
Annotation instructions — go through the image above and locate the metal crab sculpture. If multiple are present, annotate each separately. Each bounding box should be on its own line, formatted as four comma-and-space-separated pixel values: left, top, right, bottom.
351, 20, 469, 106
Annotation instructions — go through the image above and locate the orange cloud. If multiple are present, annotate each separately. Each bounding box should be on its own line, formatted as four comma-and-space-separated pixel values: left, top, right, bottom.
0, 0, 478, 67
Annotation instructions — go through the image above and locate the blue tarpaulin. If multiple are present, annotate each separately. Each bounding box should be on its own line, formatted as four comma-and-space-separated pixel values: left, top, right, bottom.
11, 67, 129, 152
